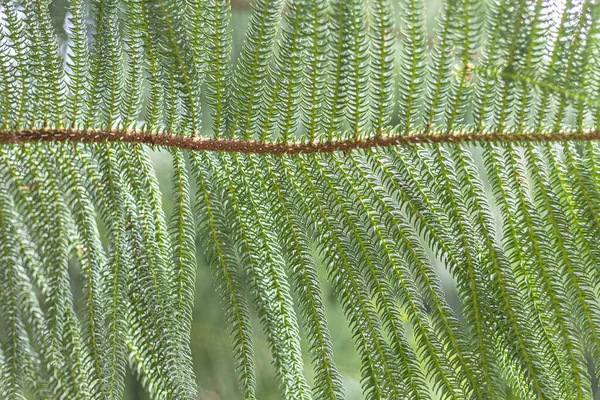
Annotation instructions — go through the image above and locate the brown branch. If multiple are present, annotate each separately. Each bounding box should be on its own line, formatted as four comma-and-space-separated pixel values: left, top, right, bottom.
1, 128, 599, 155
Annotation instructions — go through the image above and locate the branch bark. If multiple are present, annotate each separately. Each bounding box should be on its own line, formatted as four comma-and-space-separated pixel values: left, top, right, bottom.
1, 128, 598, 155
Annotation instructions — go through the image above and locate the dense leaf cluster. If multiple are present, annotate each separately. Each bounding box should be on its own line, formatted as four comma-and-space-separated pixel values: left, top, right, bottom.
0, 0, 600, 398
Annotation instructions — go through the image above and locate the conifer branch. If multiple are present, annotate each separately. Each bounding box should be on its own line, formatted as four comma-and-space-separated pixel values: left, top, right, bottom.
1, 127, 600, 154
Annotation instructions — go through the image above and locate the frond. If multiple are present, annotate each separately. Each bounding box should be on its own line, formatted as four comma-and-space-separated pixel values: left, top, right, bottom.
2, 0, 600, 398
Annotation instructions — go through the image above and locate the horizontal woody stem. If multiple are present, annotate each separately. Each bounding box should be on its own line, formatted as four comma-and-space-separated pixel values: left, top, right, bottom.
1, 128, 599, 155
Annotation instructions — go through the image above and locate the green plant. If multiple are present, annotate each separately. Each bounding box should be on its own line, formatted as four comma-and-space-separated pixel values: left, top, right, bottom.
0, 0, 599, 398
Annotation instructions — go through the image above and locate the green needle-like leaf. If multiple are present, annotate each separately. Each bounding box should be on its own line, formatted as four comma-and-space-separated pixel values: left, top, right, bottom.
2, 0, 600, 398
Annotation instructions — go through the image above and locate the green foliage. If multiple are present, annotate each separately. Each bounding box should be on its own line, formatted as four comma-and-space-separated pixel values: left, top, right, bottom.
0, 0, 600, 398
